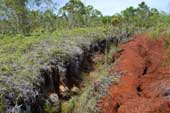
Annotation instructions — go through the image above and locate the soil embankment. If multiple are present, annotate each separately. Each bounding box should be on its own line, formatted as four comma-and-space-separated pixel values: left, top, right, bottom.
99, 34, 170, 113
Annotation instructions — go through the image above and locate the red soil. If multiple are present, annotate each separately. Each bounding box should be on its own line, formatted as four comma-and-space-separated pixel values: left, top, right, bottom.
98, 34, 170, 113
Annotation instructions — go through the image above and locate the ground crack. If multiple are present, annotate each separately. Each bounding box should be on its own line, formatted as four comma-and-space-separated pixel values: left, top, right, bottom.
115, 103, 120, 113
137, 85, 143, 96
142, 66, 148, 75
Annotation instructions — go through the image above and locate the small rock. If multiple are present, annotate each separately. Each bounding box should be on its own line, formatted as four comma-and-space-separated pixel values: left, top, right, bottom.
59, 85, 69, 92
71, 86, 80, 94
59, 85, 71, 99
47, 93, 61, 113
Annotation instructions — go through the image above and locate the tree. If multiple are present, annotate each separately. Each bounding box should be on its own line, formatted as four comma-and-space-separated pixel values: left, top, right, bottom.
84, 5, 102, 26
1, 0, 55, 35
42, 10, 57, 32
59, 0, 103, 28
111, 1, 162, 34
59, 0, 86, 28
3, 0, 29, 34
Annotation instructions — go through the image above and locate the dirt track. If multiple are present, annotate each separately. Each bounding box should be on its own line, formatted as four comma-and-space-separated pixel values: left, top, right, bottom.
98, 34, 170, 113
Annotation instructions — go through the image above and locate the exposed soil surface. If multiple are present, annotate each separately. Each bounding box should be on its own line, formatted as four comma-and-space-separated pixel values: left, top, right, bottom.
98, 34, 170, 113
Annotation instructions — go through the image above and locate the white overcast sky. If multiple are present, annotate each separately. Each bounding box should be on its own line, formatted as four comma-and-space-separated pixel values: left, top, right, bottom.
57, 0, 170, 15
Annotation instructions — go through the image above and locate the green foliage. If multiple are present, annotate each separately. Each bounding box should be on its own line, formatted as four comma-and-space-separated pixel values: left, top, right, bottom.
59, 0, 103, 28
149, 27, 161, 40
0, 1, 170, 35
44, 100, 59, 113
162, 30, 170, 49
0, 95, 3, 113
62, 97, 76, 113
111, 1, 169, 35
0, 0, 105, 35
102, 16, 112, 25
112, 15, 122, 26
162, 35, 170, 66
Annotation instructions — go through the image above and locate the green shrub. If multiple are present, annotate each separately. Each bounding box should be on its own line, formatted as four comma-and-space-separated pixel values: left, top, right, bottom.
0, 95, 3, 113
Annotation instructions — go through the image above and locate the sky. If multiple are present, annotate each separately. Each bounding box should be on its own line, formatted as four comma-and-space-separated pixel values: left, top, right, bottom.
57, 0, 170, 15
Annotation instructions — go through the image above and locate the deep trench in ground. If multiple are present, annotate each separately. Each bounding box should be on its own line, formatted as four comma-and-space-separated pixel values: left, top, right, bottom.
61, 47, 118, 113
43, 34, 131, 113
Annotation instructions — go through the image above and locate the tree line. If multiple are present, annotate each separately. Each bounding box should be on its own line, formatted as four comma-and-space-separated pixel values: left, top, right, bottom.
0, 0, 169, 35
112, 2, 170, 34
0, 0, 106, 35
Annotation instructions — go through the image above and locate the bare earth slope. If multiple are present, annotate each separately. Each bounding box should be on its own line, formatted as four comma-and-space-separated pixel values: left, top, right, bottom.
99, 34, 170, 113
